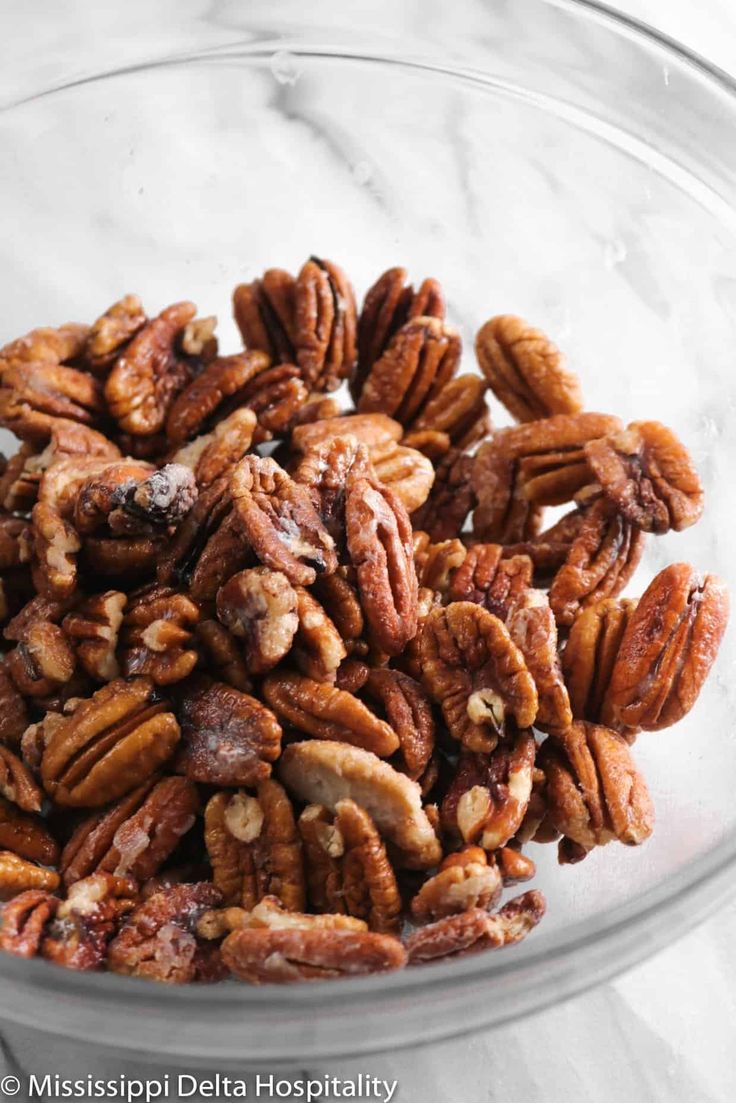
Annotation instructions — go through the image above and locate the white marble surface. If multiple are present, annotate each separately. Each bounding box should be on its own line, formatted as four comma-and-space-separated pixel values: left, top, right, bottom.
0, 1, 735, 1100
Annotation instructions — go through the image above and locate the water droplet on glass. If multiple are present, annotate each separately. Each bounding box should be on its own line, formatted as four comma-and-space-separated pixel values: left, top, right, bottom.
270, 50, 302, 86
603, 238, 627, 269
352, 160, 373, 185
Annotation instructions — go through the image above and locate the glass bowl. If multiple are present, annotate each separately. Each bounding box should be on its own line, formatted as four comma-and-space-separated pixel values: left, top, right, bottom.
0, 0, 735, 1066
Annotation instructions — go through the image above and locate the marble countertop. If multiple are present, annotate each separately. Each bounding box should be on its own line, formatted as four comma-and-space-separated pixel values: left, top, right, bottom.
0, 2, 734, 1100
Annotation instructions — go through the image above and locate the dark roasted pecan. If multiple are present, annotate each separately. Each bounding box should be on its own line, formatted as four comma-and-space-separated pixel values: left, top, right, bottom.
61, 777, 198, 886
165, 351, 271, 445
603, 564, 729, 732
540, 722, 654, 858
263, 672, 399, 757
410, 846, 502, 923
357, 316, 461, 426
194, 619, 252, 692
0, 796, 59, 864
85, 295, 147, 373
279, 740, 441, 869
585, 420, 704, 533
104, 302, 197, 436
5, 620, 76, 698
63, 591, 126, 682
0, 514, 32, 572
204, 782, 305, 911
231, 456, 337, 586
298, 804, 347, 914
108, 882, 223, 983
475, 315, 583, 422
406, 891, 546, 963
41, 677, 180, 807
562, 598, 638, 727
107, 464, 198, 533
354, 267, 444, 399
0, 851, 60, 899
448, 544, 533, 621
41, 873, 138, 971
222, 925, 406, 983
119, 584, 199, 685
176, 678, 282, 787
0, 664, 30, 748
294, 257, 357, 391
0, 889, 58, 957
233, 268, 297, 363
362, 668, 435, 781
411, 447, 475, 541
216, 567, 298, 674
421, 602, 538, 753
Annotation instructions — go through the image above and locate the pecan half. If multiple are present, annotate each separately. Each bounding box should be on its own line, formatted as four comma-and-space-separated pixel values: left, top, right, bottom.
291, 412, 402, 457
411, 448, 476, 541
279, 741, 441, 869
404, 373, 490, 458
0, 851, 60, 900
106, 464, 198, 533
312, 569, 366, 657
414, 534, 466, 594
585, 420, 704, 533
203, 895, 367, 936
298, 804, 347, 914
263, 672, 399, 757
0, 322, 89, 370
164, 351, 271, 445
291, 587, 347, 683
5, 620, 76, 698
41, 677, 180, 807
370, 441, 435, 513
294, 256, 357, 391
0, 745, 43, 812
230, 456, 337, 586
506, 589, 572, 736
0, 889, 58, 957
335, 799, 402, 933
562, 598, 638, 727
0, 796, 59, 864
177, 678, 282, 787
233, 268, 296, 363
440, 731, 536, 849
85, 295, 147, 373
410, 847, 502, 924
222, 925, 406, 983
41, 873, 138, 971
293, 435, 373, 543
362, 667, 435, 781
476, 315, 583, 422
108, 882, 223, 983
31, 502, 81, 600
204, 782, 305, 911
0, 665, 30, 748
346, 477, 417, 655
502, 507, 588, 582
216, 567, 299, 674
119, 584, 199, 685
0, 363, 104, 442
170, 408, 257, 489
239, 363, 308, 443
0, 514, 32, 572
448, 544, 533, 621
63, 591, 126, 682
421, 602, 538, 753
61, 777, 198, 885
354, 267, 444, 398
406, 891, 546, 963
603, 564, 729, 732
104, 302, 198, 436
357, 316, 461, 426
540, 722, 654, 857
495, 846, 537, 885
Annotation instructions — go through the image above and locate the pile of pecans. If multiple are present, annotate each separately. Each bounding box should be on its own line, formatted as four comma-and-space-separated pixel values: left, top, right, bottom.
0, 260, 727, 985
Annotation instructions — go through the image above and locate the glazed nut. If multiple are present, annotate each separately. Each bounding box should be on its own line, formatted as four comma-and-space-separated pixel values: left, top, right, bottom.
216, 567, 299, 674
165, 350, 271, 446
414, 535, 466, 595
0, 362, 104, 443
0, 796, 59, 865
293, 435, 374, 543
410, 447, 476, 542
222, 926, 406, 984
475, 315, 583, 422
0, 889, 58, 958
233, 268, 297, 364
0, 851, 60, 901
448, 543, 533, 621
294, 256, 357, 392
420, 602, 538, 753
562, 598, 638, 728
495, 846, 537, 885
0, 321, 90, 371
195, 619, 252, 692
84, 294, 147, 372
62, 591, 127, 682
334, 799, 402, 933
5, 621, 76, 698
291, 586, 347, 683
298, 804, 347, 914
40, 677, 181, 807
410, 847, 502, 923
170, 408, 257, 489
40, 872, 139, 972
505, 588, 572, 737
406, 891, 546, 964
362, 667, 435, 781
31, 502, 80, 600
0, 745, 44, 813
291, 412, 402, 457
119, 584, 200, 685
405, 372, 490, 453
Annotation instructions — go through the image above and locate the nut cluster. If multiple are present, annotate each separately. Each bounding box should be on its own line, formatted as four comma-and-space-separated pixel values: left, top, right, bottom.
0, 264, 727, 985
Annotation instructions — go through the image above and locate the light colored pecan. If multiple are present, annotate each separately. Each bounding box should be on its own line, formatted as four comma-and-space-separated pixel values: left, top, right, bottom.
585, 420, 704, 534
62, 591, 126, 682
406, 890, 546, 963
233, 268, 297, 363
222, 926, 406, 983
0, 889, 58, 957
201, 896, 366, 936
177, 678, 282, 787
279, 740, 441, 869
476, 315, 583, 422
179, 315, 218, 362
294, 256, 357, 392
5, 620, 76, 698
548, 495, 645, 627
31, 502, 81, 599
41, 677, 180, 807
292, 411, 402, 457
448, 544, 533, 621
41, 872, 138, 971
540, 721, 654, 858
293, 435, 373, 543
195, 619, 252, 692
104, 302, 198, 436
357, 316, 461, 426
119, 584, 199, 685
472, 412, 623, 543
414, 534, 466, 594
0, 851, 60, 900
230, 456, 337, 586
327, 800, 402, 934
421, 602, 538, 753
205, 782, 305, 912
404, 373, 490, 455
362, 668, 435, 781
298, 804, 346, 914
0, 796, 59, 864
0, 363, 104, 443
108, 882, 223, 983
289, 394, 342, 430
61, 777, 198, 886
410, 847, 502, 924
0, 321, 89, 370
346, 477, 417, 655
170, 408, 257, 489
370, 441, 435, 513
495, 846, 536, 885
604, 564, 729, 732
216, 567, 298, 674
263, 672, 398, 757
84, 295, 147, 372
441, 731, 536, 849
562, 598, 638, 727
164, 351, 271, 445
411, 448, 476, 541
506, 589, 572, 736
354, 267, 444, 399
0, 745, 43, 812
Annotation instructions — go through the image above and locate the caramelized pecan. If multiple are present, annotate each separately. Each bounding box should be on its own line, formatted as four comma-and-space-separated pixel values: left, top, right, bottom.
63, 591, 126, 682
561, 598, 638, 727
0, 665, 31, 748
0, 889, 58, 957
406, 891, 546, 963
5, 620, 76, 698
0, 745, 43, 812
222, 926, 406, 983
233, 268, 296, 363
119, 584, 199, 685
293, 435, 373, 543
216, 567, 298, 674
298, 805, 346, 914
0, 796, 59, 864
294, 256, 357, 391
195, 619, 252, 692
41, 873, 138, 971
506, 589, 572, 736
85, 295, 147, 373
292, 412, 401, 457
0, 851, 60, 900
170, 408, 257, 489
0, 363, 104, 442
362, 667, 435, 781
0, 322, 89, 370
410, 847, 502, 923
403, 373, 490, 457
411, 448, 476, 541
370, 441, 435, 513
165, 351, 271, 445
448, 544, 533, 621
31, 502, 81, 600
335, 799, 402, 934
291, 587, 347, 683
